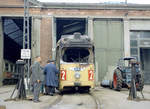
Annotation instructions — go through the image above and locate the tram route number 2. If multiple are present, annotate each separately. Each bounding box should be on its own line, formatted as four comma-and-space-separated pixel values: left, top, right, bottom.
61, 70, 66, 80
88, 70, 94, 81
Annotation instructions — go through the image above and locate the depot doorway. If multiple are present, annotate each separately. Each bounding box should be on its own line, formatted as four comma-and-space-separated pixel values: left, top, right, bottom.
140, 48, 150, 84
55, 18, 87, 42
2, 17, 32, 85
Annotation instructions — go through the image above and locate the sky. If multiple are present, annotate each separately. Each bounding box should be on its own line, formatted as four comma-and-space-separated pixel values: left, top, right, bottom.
38, 0, 150, 4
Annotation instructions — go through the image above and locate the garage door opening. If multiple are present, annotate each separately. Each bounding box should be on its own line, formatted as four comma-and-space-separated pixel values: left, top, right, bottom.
140, 48, 150, 84
56, 18, 87, 42
2, 17, 32, 85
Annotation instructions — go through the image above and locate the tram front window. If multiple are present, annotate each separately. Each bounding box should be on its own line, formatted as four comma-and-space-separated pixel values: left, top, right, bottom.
62, 47, 93, 63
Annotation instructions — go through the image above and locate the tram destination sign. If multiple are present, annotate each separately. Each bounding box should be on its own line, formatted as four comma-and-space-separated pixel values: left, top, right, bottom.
21, 49, 31, 59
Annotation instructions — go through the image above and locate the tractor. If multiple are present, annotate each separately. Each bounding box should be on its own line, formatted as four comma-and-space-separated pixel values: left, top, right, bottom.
110, 57, 144, 91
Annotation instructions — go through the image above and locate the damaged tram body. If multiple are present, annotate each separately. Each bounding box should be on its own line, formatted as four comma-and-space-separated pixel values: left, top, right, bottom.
56, 33, 95, 92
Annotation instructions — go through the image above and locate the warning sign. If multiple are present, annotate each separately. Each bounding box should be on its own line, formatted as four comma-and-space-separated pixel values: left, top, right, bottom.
21, 49, 31, 59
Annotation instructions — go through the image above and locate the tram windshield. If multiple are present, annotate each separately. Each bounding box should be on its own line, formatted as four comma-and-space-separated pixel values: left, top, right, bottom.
62, 47, 93, 63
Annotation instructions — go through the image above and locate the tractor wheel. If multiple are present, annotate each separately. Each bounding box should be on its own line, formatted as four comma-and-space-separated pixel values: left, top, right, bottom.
136, 73, 144, 91
113, 69, 123, 91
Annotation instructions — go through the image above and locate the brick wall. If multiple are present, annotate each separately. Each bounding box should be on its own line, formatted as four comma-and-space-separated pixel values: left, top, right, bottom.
0, 0, 24, 6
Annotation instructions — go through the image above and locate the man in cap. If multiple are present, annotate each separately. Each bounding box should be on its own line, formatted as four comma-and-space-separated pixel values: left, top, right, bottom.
44, 60, 59, 96
30, 56, 43, 102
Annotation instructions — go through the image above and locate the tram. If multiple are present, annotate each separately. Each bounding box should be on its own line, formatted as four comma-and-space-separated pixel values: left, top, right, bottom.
56, 33, 95, 92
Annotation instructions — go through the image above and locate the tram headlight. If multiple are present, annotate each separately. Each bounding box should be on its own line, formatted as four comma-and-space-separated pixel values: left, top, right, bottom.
75, 72, 80, 79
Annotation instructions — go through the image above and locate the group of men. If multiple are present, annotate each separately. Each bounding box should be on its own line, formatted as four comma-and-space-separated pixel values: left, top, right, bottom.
30, 56, 59, 103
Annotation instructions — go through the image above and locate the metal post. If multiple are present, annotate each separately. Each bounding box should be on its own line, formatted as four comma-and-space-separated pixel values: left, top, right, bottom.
129, 59, 137, 100
23, 0, 30, 89
23, 0, 30, 49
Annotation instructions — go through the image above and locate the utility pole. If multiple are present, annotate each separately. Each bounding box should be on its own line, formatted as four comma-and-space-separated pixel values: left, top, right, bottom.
23, 0, 41, 90
23, 0, 30, 89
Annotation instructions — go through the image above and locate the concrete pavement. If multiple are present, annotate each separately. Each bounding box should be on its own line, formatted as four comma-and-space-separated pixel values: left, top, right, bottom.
0, 85, 150, 109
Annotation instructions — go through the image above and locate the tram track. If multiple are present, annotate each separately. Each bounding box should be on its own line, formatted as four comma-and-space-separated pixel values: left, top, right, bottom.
47, 91, 101, 109
45, 94, 63, 109
88, 92, 101, 109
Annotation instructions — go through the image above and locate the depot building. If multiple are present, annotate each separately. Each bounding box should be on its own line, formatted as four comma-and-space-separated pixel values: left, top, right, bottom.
0, 0, 150, 85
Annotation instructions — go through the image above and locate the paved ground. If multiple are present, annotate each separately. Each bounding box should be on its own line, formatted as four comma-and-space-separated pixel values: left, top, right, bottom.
50, 94, 97, 109
94, 86, 150, 109
0, 85, 59, 109
0, 85, 150, 109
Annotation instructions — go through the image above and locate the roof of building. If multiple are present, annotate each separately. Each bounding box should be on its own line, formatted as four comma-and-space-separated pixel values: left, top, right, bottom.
1, 0, 150, 10
41, 2, 150, 10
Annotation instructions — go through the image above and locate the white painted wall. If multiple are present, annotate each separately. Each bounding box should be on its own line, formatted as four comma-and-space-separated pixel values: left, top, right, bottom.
52, 16, 56, 60
88, 18, 94, 41
0, 17, 4, 86
32, 17, 41, 62
124, 19, 130, 57
130, 20, 150, 30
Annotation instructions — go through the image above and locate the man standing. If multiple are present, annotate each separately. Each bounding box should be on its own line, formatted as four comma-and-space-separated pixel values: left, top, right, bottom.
44, 60, 59, 96
30, 56, 43, 102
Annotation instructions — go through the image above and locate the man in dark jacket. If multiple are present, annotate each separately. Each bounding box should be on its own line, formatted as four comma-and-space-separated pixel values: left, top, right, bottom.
44, 60, 59, 96
30, 56, 43, 102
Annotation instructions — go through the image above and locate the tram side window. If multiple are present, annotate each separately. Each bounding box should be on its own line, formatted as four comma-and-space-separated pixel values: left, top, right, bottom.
62, 47, 90, 63
10, 64, 14, 73
5, 63, 9, 71
15, 66, 17, 73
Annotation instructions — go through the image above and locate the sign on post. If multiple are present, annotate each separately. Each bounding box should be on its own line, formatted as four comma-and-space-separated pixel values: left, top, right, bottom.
21, 49, 31, 59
